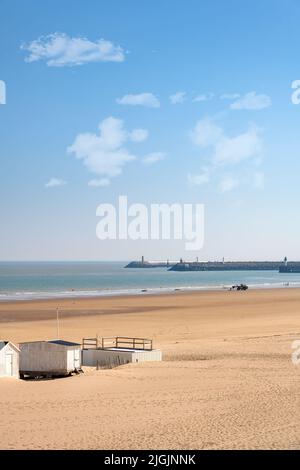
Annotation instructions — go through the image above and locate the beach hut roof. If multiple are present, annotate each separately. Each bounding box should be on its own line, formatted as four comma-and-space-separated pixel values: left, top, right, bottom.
0, 341, 20, 352
48, 340, 81, 347
19, 339, 81, 347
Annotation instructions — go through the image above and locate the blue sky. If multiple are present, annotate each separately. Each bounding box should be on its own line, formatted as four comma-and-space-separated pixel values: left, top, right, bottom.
1, 0, 300, 261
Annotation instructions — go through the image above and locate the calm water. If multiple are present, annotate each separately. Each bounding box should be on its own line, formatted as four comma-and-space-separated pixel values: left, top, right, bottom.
0, 261, 300, 301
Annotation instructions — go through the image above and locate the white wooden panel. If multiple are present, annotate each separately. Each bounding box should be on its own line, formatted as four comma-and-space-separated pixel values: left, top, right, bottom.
5, 354, 13, 376
0, 343, 19, 378
82, 348, 162, 368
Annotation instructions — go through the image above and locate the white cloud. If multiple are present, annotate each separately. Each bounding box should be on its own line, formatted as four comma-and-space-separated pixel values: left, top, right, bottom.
194, 93, 214, 102
253, 172, 265, 190
213, 126, 262, 165
21, 33, 125, 67
45, 178, 67, 188
189, 118, 263, 193
190, 118, 262, 166
230, 92, 272, 110
142, 152, 166, 165
188, 169, 210, 186
116, 93, 160, 108
220, 176, 239, 192
220, 93, 240, 100
169, 91, 186, 104
68, 116, 144, 178
88, 178, 110, 187
130, 128, 149, 142
190, 118, 224, 147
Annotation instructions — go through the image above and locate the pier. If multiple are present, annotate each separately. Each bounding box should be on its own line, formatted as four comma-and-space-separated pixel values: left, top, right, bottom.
125, 257, 300, 273
125, 256, 176, 268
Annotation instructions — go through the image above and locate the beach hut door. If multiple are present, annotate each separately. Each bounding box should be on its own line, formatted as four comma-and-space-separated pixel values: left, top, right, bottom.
5, 354, 13, 376
74, 349, 80, 369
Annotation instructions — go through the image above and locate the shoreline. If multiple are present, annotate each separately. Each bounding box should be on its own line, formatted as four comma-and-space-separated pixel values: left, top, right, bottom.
0, 280, 297, 304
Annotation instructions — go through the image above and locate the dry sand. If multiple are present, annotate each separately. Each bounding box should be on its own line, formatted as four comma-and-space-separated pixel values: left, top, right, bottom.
1, 288, 300, 450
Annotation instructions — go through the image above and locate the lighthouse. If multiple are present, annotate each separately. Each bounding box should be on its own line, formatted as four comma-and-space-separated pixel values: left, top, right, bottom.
284, 256, 288, 267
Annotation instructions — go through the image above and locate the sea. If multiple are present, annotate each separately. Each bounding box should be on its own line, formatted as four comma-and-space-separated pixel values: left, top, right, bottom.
0, 261, 300, 302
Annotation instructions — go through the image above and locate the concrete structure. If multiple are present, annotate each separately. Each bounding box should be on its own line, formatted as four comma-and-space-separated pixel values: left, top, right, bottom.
82, 336, 162, 368
0, 341, 20, 378
83, 347, 162, 368
19, 340, 82, 378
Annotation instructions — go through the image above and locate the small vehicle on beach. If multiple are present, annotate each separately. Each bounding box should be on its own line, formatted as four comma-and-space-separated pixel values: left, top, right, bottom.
229, 284, 248, 291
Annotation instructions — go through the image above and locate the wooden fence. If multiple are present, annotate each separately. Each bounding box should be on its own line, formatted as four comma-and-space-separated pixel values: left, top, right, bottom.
82, 336, 153, 351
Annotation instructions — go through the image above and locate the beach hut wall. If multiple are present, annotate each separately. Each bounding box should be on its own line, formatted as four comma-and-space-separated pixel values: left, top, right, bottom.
19, 340, 81, 378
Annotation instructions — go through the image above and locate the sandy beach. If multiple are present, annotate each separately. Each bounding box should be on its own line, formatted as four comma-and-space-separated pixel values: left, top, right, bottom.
1, 288, 300, 450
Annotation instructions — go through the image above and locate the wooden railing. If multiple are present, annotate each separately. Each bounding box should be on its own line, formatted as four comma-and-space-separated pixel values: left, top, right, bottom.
101, 336, 153, 351
82, 336, 153, 351
82, 337, 99, 349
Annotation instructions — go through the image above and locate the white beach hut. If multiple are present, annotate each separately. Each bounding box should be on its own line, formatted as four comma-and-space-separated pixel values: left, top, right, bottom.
19, 339, 82, 378
0, 341, 20, 378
